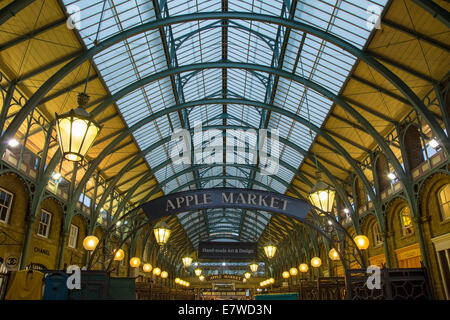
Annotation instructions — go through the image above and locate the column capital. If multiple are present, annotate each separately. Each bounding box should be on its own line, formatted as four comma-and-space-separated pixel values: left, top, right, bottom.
382, 231, 395, 238
412, 216, 428, 224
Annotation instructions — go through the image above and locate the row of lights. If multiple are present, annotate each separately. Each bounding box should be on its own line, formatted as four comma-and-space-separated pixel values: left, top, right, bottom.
83, 235, 169, 278
175, 278, 190, 287
183, 258, 207, 282
260, 278, 275, 287
281, 258, 321, 279
280, 236, 371, 278
167, 246, 273, 276
124, 255, 169, 278
247, 235, 369, 281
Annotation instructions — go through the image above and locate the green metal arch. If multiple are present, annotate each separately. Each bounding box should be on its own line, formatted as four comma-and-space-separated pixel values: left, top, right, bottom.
71, 59, 421, 233
2, 11, 446, 157
0, 0, 35, 26
87, 120, 358, 240
87, 62, 408, 189
108, 159, 305, 233
105, 124, 355, 232
153, 180, 344, 262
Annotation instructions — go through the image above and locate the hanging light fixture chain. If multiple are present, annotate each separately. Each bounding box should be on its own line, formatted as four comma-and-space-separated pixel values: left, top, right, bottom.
298, 53, 320, 175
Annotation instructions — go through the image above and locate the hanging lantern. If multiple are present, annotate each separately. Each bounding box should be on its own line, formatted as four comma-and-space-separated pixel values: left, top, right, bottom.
308, 177, 336, 214
153, 267, 161, 276
175, 278, 181, 284
282, 271, 290, 279
129, 257, 141, 268
185, 282, 190, 287
249, 263, 258, 273
289, 267, 298, 276
264, 243, 277, 259
143, 263, 152, 272
161, 271, 168, 279
329, 248, 340, 261
182, 256, 193, 268
82, 235, 99, 251
311, 257, 322, 268
113, 248, 124, 261
55, 93, 102, 162
244, 272, 251, 279
199, 275, 205, 281
299, 263, 309, 273
153, 221, 171, 245
269, 278, 275, 284
179, 280, 185, 286
194, 268, 202, 276
354, 235, 370, 250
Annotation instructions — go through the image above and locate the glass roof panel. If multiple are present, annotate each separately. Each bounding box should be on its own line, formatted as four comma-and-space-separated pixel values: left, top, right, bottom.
227, 69, 267, 102
172, 20, 223, 65
166, 0, 222, 15
228, 0, 284, 16
182, 69, 222, 102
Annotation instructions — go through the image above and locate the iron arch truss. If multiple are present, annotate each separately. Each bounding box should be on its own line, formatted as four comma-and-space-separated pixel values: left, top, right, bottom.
2, 11, 447, 156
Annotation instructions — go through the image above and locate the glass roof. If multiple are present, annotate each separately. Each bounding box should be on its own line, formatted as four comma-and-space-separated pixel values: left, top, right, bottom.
62, 0, 388, 246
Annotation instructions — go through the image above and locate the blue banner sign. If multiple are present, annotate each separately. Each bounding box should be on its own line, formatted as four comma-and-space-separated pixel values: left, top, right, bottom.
141, 188, 310, 221
198, 241, 257, 260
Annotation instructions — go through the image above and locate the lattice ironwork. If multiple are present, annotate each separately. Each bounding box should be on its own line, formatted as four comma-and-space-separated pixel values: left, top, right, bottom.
346, 268, 432, 300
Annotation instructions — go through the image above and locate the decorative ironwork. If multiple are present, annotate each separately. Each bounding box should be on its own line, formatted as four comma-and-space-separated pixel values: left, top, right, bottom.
346, 268, 432, 300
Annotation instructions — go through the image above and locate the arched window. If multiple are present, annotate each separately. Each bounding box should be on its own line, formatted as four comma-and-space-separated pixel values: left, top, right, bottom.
399, 207, 414, 236
438, 184, 450, 221
372, 222, 383, 247
0, 187, 14, 224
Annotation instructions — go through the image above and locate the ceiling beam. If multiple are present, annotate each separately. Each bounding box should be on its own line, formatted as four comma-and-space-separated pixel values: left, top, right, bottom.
0, 0, 36, 26
0, 17, 66, 52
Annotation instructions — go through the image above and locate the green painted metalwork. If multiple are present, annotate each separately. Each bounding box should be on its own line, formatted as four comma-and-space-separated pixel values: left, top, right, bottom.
0, 0, 36, 26
0, 17, 442, 260
410, 0, 450, 28
85, 121, 355, 236
0, 17, 66, 52
56, 95, 362, 251
434, 83, 450, 135
78, 60, 406, 199
2, 11, 447, 159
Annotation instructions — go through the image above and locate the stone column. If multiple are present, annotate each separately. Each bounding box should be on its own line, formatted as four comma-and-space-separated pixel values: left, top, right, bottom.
19, 215, 36, 269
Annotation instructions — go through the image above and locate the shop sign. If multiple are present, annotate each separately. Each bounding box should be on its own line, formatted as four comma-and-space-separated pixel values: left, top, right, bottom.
142, 188, 310, 222
34, 247, 50, 256
198, 242, 257, 260
5, 253, 21, 271
206, 274, 244, 282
